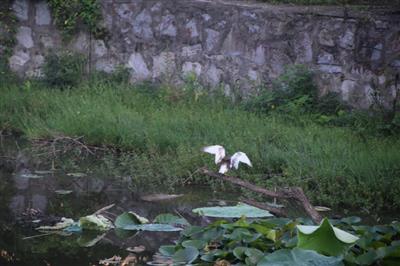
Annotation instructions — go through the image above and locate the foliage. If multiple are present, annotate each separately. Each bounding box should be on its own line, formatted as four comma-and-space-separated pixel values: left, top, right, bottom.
0, 81, 399, 211
193, 203, 273, 218
42, 52, 86, 88
0, 0, 18, 84
157, 216, 400, 266
46, 0, 107, 39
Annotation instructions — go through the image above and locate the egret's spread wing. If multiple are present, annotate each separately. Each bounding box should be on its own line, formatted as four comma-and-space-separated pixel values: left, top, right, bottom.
219, 163, 229, 174
230, 152, 252, 169
202, 145, 226, 164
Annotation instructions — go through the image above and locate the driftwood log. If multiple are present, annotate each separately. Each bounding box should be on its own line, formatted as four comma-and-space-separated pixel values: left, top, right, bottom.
200, 168, 322, 224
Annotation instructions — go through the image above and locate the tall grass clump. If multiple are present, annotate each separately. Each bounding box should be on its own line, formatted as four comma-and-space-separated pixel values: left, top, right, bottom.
0, 77, 399, 211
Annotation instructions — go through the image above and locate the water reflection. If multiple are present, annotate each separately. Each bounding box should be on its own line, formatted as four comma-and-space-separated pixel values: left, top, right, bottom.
0, 145, 237, 265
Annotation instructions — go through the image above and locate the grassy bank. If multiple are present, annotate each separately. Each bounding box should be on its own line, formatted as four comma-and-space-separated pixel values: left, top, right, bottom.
0, 81, 399, 211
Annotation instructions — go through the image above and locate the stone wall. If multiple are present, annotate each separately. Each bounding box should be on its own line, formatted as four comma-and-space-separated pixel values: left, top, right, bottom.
8, 0, 400, 108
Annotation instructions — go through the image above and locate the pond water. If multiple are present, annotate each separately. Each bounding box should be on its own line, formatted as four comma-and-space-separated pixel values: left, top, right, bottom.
0, 135, 398, 265
0, 136, 240, 265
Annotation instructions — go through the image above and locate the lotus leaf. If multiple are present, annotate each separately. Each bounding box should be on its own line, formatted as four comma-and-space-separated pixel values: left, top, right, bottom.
297, 218, 359, 256
257, 248, 344, 266
192, 203, 273, 218
79, 214, 113, 231
153, 213, 190, 226
172, 246, 199, 264
121, 224, 182, 232
114, 211, 149, 229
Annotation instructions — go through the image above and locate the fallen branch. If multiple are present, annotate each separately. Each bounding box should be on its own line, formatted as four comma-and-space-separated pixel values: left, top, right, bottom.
200, 168, 322, 223
240, 198, 288, 217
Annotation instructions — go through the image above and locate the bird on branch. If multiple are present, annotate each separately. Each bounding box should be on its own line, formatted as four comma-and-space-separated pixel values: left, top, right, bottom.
202, 145, 252, 174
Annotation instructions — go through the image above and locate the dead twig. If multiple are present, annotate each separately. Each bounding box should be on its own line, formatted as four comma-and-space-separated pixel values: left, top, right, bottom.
200, 167, 322, 223
93, 204, 115, 215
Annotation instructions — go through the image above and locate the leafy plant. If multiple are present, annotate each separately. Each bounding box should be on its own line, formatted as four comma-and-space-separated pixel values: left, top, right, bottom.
47, 0, 107, 39
42, 52, 86, 88
156, 217, 400, 266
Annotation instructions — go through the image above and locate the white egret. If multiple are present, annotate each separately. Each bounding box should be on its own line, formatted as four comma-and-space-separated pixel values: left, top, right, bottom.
202, 145, 252, 174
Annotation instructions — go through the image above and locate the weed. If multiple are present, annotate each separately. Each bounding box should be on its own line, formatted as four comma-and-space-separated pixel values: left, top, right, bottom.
0, 81, 399, 211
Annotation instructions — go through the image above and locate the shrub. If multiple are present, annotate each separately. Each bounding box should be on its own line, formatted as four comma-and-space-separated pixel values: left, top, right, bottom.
42, 52, 86, 88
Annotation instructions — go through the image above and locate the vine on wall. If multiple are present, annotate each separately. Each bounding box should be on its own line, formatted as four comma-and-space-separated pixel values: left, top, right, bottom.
46, 0, 107, 40
0, 0, 17, 80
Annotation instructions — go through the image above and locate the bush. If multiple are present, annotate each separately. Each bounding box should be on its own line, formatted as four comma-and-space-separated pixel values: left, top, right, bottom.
244, 65, 320, 114
42, 52, 86, 88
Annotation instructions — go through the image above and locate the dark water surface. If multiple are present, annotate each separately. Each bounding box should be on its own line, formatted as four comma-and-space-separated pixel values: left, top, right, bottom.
1, 135, 398, 265
0, 136, 239, 265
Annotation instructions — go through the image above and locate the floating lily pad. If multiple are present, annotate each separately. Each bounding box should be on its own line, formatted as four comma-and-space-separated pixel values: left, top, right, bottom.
257, 248, 343, 266
172, 246, 199, 264
34, 170, 54, 175
315, 206, 332, 212
122, 224, 182, 232
141, 194, 184, 202
153, 213, 190, 226
20, 173, 43, 179
55, 190, 73, 195
192, 203, 273, 218
37, 217, 75, 231
297, 218, 359, 256
79, 214, 113, 231
67, 172, 87, 177
114, 211, 149, 229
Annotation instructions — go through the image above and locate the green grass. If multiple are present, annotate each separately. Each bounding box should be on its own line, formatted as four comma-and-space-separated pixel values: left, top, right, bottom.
1, 81, 399, 211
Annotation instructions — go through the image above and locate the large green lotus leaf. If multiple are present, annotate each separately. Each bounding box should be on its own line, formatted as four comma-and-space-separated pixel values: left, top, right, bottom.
79, 214, 113, 231
159, 245, 177, 257
182, 240, 207, 249
257, 248, 344, 266
153, 213, 190, 226
121, 223, 182, 232
115, 211, 149, 228
192, 203, 273, 218
172, 246, 199, 264
297, 218, 359, 256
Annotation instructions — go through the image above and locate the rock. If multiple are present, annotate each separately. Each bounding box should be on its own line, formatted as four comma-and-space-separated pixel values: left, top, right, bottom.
206, 64, 222, 86
317, 51, 335, 65
185, 19, 199, 38
16, 26, 33, 49
40, 36, 54, 48
9, 50, 30, 72
13, 0, 29, 21
159, 13, 177, 37
318, 29, 335, 47
35, 1, 51, 26
371, 43, 383, 61
252, 45, 266, 66
94, 40, 107, 57
127, 53, 150, 80
133, 10, 153, 40
319, 65, 342, 74
181, 44, 202, 58
73, 32, 89, 52
116, 4, 133, 19
341, 80, 356, 101
248, 69, 259, 81
295, 32, 313, 63
152, 52, 175, 78
339, 29, 355, 49
205, 29, 220, 52
95, 58, 116, 73
182, 62, 202, 77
